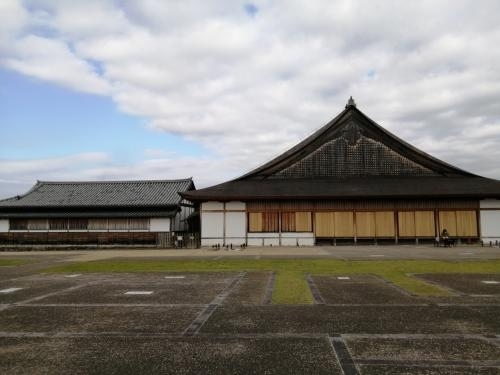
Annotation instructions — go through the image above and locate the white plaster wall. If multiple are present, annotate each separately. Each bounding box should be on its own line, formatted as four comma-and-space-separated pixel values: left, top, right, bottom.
247, 238, 265, 246
150, 218, 170, 232
225, 201, 246, 211
202, 201, 224, 211
247, 232, 279, 238
247, 232, 280, 246
281, 232, 314, 238
225, 211, 246, 245
201, 238, 223, 246
201, 212, 224, 239
281, 232, 315, 246
281, 237, 298, 246
0, 220, 8, 232
298, 237, 315, 246
225, 212, 246, 237
480, 210, 500, 239
480, 199, 500, 209
264, 238, 280, 246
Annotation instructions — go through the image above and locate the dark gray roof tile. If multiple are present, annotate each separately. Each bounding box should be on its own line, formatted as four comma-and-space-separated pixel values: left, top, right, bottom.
0, 179, 194, 209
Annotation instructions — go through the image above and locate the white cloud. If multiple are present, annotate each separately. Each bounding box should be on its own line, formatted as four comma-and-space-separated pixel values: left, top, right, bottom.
2, 0, 500, 197
0, 151, 240, 198
2, 35, 111, 95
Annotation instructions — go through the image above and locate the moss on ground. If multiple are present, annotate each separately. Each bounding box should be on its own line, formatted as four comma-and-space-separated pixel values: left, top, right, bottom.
46, 259, 500, 304
0, 259, 28, 267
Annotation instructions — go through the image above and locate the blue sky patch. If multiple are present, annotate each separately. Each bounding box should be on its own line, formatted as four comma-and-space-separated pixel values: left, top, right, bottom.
244, 3, 258, 17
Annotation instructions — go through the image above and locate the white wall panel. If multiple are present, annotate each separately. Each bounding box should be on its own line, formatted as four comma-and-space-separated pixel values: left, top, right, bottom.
281, 232, 314, 238
225, 201, 246, 211
247, 238, 264, 246
480, 210, 500, 239
264, 238, 280, 246
298, 237, 315, 246
150, 218, 170, 232
0, 220, 8, 232
281, 237, 298, 246
201, 212, 224, 239
225, 212, 246, 238
202, 201, 224, 211
247, 232, 279, 238
480, 199, 500, 209
201, 238, 223, 246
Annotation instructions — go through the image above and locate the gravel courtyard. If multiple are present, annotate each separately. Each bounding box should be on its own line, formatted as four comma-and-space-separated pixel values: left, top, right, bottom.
0, 251, 499, 374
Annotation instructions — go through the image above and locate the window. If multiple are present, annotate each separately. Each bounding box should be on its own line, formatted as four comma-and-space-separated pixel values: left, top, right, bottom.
49, 219, 68, 230
108, 218, 128, 230
68, 219, 88, 230
129, 218, 149, 230
88, 219, 107, 230
10, 219, 28, 230
280, 212, 312, 232
262, 212, 279, 232
248, 213, 262, 232
295, 212, 312, 232
248, 212, 279, 232
28, 219, 48, 230
281, 212, 295, 232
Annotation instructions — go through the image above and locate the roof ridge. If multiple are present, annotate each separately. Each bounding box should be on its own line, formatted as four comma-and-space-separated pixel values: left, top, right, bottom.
37, 178, 193, 185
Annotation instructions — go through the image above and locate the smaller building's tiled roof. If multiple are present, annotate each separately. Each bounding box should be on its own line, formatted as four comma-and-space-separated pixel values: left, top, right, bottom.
0, 179, 195, 209
0, 209, 179, 219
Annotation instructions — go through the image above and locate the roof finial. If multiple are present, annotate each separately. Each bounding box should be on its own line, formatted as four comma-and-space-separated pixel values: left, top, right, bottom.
346, 96, 356, 108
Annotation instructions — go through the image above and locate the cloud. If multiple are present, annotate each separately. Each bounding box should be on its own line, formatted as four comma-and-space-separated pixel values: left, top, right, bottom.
0, 151, 241, 198
1, 0, 500, 196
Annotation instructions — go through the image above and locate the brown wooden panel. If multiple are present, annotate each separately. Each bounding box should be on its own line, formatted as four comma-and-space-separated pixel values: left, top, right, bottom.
246, 199, 479, 211
415, 211, 435, 237
248, 213, 262, 232
314, 212, 335, 237
295, 212, 312, 232
88, 219, 107, 230
281, 212, 295, 232
456, 210, 477, 236
355, 212, 375, 237
398, 211, 415, 237
375, 211, 395, 237
108, 219, 127, 230
439, 211, 457, 237
263, 212, 279, 232
334, 212, 354, 237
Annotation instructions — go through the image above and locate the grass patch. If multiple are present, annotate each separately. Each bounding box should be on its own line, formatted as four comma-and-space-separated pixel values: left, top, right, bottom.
273, 271, 313, 305
0, 259, 29, 267
46, 259, 500, 304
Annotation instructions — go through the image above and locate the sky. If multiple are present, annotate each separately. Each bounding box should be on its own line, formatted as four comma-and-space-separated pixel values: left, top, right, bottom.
1, 0, 500, 199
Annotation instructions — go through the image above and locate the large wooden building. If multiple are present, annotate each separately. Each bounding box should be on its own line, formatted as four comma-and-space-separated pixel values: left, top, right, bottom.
183, 98, 500, 247
0, 179, 195, 246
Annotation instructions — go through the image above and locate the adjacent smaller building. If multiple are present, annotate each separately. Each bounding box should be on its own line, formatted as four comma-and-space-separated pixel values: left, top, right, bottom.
0, 179, 195, 246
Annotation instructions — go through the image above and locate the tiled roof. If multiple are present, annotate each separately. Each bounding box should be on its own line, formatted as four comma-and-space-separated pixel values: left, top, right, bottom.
183, 100, 500, 201
0, 179, 194, 209
182, 176, 500, 201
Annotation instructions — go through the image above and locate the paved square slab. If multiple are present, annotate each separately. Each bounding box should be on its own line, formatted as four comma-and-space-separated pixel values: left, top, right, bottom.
224, 272, 271, 305
40, 272, 239, 304
417, 274, 500, 295
124, 291, 153, 295
202, 305, 500, 335
359, 365, 499, 374
0, 336, 342, 375
0, 280, 77, 303
312, 275, 418, 304
0, 288, 23, 294
0, 305, 202, 333
346, 337, 500, 361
